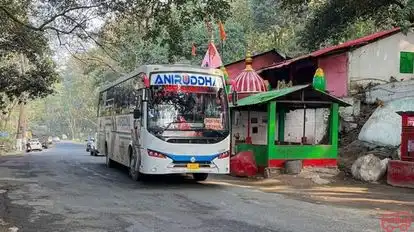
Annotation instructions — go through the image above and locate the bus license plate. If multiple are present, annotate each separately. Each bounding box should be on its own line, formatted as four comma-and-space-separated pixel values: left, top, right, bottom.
187, 163, 200, 169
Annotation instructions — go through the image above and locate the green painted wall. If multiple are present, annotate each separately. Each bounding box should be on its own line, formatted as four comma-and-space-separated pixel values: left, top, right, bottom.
232, 102, 340, 168
267, 101, 277, 160
235, 144, 268, 167
268, 145, 336, 160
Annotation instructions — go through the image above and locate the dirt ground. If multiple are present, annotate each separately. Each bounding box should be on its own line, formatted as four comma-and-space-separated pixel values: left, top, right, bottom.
210, 171, 414, 214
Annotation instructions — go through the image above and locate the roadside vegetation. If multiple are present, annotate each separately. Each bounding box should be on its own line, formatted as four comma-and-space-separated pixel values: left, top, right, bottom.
1, 0, 413, 143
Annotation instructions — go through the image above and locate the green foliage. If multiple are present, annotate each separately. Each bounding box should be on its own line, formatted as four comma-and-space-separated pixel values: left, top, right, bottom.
281, 0, 410, 50
27, 59, 99, 139
0, 2, 59, 110
19, 0, 413, 140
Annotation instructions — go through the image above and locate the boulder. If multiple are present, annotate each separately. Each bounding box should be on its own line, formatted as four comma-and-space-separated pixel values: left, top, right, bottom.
351, 154, 389, 182
311, 175, 331, 185
358, 97, 414, 147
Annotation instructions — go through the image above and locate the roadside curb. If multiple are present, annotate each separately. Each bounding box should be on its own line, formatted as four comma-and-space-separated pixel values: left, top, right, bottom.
1, 152, 24, 156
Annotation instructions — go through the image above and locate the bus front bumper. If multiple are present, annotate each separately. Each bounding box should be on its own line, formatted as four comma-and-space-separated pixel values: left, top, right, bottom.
140, 161, 229, 175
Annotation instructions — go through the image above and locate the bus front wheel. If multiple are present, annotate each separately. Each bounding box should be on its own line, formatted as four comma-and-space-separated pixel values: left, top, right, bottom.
193, 173, 208, 181
129, 151, 141, 181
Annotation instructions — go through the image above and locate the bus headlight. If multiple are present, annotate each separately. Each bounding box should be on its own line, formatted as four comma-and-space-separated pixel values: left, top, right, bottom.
218, 151, 230, 159
147, 149, 167, 159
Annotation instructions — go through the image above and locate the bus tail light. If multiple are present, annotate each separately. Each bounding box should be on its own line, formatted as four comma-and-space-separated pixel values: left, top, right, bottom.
218, 151, 230, 159
147, 149, 166, 159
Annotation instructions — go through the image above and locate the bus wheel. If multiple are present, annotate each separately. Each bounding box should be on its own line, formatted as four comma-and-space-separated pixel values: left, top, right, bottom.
106, 155, 114, 168
105, 144, 114, 168
193, 173, 208, 181
129, 151, 141, 181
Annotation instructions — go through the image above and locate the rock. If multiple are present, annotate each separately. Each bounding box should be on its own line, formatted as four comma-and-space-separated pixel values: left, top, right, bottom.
364, 79, 414, 104
264, 167, 282, 179
342, 121, 359, 133
358, 97, 414, 147
339, 97, 361, 117
311, 175, 331, 185
342, 116, 355, 122
351, 154, 390, 182
298, 168, 337, 184
8, 227, 18, 232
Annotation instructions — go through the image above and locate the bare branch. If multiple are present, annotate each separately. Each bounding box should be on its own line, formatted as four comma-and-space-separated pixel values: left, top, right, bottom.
64, 46, 121, 74
0, 4, 104, 32
391, 0, 405, 9
61, 14, 119, 62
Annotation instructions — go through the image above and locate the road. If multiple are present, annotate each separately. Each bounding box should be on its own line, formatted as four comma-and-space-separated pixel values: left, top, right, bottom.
0, 142, 381, 232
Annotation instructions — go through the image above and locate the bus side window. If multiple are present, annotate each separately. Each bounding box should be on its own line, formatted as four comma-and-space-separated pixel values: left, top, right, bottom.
127, 78, 139, 112
105, 87, 114, 116
98, 92, 104, 117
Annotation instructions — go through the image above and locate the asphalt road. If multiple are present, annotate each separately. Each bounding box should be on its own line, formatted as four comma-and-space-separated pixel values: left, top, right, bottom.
0, 142, 381, 232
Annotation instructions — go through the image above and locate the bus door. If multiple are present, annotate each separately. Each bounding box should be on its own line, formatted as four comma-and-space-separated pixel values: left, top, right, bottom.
132, 92, 143, 151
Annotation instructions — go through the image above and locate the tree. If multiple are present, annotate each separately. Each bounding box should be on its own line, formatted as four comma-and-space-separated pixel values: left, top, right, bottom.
281, 0, 411, 50
0, 0, 231, 60
27, 58, 99, 139
0, 1, 59, 111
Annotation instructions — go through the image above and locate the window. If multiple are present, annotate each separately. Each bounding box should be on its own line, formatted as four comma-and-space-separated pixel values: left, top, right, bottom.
101, 74, 144, 117
252, 127, 258, 134
106, 87, 115, 107
98, 92, 105, 117
400, 51, 414, 74
251, 117, 258, 124
110, 77, 143, 115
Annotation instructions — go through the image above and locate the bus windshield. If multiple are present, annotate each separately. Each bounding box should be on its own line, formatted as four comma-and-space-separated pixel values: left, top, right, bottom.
147, 84, 229, 140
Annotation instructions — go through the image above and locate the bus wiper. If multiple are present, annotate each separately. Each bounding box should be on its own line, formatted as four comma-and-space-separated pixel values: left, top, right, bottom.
202, 129, 227, 136
160, 121, 188, 133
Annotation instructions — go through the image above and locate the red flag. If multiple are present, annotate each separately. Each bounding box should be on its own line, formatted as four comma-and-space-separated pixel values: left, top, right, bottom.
191, 43, 196, 56
218, 21, 226, 41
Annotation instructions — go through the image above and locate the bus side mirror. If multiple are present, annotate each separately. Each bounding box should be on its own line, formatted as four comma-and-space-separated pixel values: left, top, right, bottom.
142, 89, 150, 101
133, 109, 141, 119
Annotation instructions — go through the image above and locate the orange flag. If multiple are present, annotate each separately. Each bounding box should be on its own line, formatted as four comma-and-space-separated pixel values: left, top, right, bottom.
218, 21, 226, 41
191, 43, 196, 56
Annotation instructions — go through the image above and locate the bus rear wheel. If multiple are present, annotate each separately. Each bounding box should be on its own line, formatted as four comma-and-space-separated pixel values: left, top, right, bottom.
106, 155, 114, 168
105, 144, 114, 168
193, 173, 208, 181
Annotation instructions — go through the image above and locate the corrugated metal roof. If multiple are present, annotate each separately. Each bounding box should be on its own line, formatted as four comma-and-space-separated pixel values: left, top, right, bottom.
224, 49, 286, 67
230, 84, 351, 108
258, 28, 401, 73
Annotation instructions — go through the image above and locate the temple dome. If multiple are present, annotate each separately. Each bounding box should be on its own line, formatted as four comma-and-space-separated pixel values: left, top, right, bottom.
233, 51, 267, 94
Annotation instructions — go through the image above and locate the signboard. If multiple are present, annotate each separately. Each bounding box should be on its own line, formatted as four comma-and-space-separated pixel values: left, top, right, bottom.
204, 118, 223, 130
150, 73, 221, 88
387, 160, 414, 187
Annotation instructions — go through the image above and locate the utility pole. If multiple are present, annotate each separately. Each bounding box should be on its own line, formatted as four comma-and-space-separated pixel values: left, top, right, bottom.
15, 54, 27, 152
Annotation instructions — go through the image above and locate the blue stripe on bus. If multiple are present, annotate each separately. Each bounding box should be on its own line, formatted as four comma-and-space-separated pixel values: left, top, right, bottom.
164, 153, 220, 162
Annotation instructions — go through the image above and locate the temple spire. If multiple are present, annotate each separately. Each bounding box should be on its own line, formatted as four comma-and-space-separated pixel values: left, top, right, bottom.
245, 50, 253, 71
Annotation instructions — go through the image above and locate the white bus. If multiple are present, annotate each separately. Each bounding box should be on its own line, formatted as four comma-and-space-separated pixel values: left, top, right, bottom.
96, 64, 230, 181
